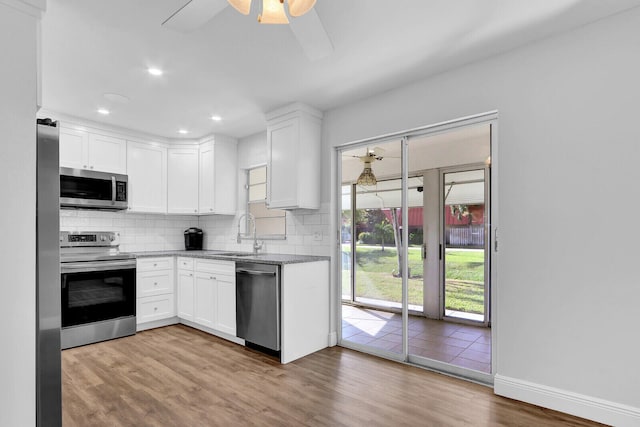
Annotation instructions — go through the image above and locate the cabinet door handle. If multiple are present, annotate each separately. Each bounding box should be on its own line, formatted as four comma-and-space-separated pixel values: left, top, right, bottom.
90, 165, 94, 169
189, 273, 193, 277
154, 307, 158, 311
153, 263, 157, 267
154, 282, 158, 286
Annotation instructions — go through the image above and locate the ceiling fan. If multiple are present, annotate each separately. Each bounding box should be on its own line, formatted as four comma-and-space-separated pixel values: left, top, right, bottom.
161, 0, 333, 61
348, 147, 388, 186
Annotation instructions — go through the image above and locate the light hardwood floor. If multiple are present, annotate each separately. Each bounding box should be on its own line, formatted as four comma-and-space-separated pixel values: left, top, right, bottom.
62, 325, 603, 426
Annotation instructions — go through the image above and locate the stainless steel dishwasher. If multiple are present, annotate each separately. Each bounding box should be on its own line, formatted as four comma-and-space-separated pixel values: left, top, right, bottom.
236, 262, 281, 352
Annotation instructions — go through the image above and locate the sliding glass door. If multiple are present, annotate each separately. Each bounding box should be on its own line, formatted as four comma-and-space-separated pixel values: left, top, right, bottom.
339, 116, 496, 381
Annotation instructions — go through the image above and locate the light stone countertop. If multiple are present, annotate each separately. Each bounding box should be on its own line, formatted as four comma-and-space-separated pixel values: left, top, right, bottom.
130, 250, 329, 265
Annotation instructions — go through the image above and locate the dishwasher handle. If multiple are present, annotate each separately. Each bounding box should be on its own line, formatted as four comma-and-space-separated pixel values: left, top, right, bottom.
236, 268, 276, 277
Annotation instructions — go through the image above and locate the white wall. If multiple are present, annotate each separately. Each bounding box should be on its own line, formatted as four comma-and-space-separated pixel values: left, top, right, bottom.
322, 6, 640, 424
0, 1, 43, 425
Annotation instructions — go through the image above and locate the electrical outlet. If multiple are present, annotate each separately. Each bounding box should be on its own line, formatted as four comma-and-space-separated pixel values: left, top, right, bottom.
313, 231, 322, 241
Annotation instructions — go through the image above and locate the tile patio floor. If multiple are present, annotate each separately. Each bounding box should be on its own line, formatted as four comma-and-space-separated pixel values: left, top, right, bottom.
342, 304, 491, 373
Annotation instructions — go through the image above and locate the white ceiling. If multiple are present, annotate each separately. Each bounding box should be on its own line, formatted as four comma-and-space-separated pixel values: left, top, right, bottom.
41, 0, 640, 140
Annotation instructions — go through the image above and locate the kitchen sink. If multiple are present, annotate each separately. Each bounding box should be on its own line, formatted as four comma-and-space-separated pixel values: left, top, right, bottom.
213, 252, 256, 257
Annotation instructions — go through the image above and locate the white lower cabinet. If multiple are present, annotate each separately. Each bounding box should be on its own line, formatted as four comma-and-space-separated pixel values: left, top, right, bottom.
215, 275, 236, 336
136, 257, 176, 328
178, 258, 236, 335
138, 294, 175, 323
194, 272, 216, 329
135, 255, 330, 363
177, 260, 195, 321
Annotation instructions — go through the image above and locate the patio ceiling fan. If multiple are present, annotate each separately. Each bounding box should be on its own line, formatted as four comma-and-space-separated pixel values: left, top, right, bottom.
161, 0, 333, 60
347, 147, 389, 186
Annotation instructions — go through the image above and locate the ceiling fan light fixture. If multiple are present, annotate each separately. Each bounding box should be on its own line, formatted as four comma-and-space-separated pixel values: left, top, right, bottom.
228, 0, 251, 15
258, 0, 289, 24
357, 163, 377, 186
288, 0, 316, 17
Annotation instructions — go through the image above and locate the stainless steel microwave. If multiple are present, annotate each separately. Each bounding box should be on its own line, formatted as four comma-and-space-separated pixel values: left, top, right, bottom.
60, 167, 128, 210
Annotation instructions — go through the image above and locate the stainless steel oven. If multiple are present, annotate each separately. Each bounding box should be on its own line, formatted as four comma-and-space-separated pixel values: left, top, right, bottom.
60, 231, 136, 349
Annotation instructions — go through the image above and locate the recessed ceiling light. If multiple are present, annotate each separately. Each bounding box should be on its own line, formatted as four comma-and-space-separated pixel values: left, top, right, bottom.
211, 115, 222, 122
178, 129, 189, 135
97, 108, 110, 115
148, 67, 163, 76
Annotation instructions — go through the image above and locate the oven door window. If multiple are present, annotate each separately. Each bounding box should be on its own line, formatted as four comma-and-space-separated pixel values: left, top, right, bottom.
61, 268, 135, 328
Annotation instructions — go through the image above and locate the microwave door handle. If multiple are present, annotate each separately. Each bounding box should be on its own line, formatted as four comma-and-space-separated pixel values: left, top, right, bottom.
111, 176, 116, 205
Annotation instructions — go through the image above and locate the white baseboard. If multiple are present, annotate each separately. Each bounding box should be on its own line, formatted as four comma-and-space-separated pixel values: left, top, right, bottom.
494, 374, 640, 427
328, 331, 337, 346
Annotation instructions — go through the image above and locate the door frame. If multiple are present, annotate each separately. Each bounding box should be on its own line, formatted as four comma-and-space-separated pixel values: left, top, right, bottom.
333, 111, 499, 383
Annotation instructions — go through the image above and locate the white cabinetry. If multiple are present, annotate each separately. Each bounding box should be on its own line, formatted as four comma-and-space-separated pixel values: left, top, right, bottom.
136, 257, 176, 329
194, 272, 216, 328
177, 257, 236, 336
281, 260, 330, 363
127, 141, 167, 213
266, 103, 322, 210
215, 275, 237, 335
59, 128, 88, 170
199, 137, 237, 215
168, 147, 199, 214
177, 257, 195, 321
59, 127, 127, 174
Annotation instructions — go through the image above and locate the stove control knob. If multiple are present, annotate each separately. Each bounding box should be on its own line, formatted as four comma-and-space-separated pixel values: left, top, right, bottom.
109, 235, 116, 242
100, 235, 107, 242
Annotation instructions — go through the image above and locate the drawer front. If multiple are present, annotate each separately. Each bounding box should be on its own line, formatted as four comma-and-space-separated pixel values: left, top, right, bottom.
177, 257, 194, 270
138, 270, 173, 297
196, 259, 235, 276
138, 294, 175, 323
137, 257, 174, 272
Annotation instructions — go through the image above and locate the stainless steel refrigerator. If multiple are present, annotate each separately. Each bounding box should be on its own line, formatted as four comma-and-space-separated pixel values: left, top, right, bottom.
36, 118, 62, 426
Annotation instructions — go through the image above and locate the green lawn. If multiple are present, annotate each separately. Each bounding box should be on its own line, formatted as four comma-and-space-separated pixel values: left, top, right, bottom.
342, 245, 485, 314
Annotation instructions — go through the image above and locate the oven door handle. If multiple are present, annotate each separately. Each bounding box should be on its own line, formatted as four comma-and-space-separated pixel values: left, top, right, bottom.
61, 259, 136, 273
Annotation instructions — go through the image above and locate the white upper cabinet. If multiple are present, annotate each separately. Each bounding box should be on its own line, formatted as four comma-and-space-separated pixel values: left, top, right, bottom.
88, 134, 127, 174
59, 127, 127, 174
127, 141, 167, 213
266, 103, 322, 210
59, 128, 89, 170
199, 137, 237, 215
167, 147, 199, 214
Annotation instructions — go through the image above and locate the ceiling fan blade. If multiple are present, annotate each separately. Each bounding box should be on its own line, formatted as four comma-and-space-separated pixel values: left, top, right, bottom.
372, 146, 386, 155
162, 0, 229, 33
288, 8, 333, 61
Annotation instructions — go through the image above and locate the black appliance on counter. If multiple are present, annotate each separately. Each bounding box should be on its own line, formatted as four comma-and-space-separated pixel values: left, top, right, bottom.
184, 227, 204, 250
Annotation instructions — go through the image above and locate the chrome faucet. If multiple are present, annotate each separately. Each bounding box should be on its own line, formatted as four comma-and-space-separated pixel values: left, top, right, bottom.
237, 212, 263, 254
